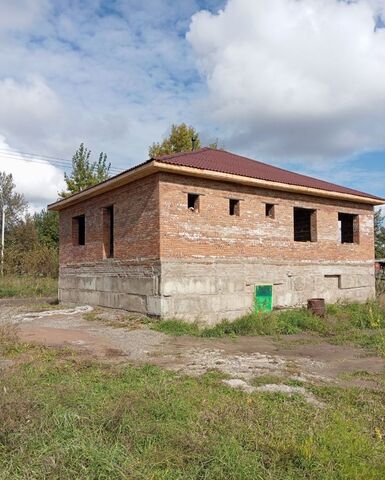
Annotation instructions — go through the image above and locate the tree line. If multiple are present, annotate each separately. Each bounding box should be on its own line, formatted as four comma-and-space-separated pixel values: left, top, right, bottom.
0, 123, 384, 278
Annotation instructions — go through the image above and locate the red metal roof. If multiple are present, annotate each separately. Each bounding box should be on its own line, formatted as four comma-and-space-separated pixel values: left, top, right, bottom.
154, 147, 381, 200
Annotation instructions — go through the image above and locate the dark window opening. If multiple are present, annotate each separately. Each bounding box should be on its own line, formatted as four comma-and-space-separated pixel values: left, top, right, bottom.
294, 207, 317, 242
339, 213, 359, 244
265, 203, 275, 219
187, 193, 200, 212
229, 199, 240, 216
72, 214, 85, 246
103, 205, 114, 258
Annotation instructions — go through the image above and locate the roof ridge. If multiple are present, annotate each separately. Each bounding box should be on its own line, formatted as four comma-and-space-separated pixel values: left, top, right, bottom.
154, 147, 383, 201
157, 147, 377, 198
152, 147, 211, 161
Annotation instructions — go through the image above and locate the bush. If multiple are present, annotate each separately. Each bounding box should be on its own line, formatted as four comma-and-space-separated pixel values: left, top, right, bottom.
4, 244, 58, 278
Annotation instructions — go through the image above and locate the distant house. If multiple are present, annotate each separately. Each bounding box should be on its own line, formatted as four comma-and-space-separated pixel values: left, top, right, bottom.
48, 148, 384, 324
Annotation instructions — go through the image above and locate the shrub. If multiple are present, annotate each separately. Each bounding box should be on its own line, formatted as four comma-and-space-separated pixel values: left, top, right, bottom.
4, 244, 58, 278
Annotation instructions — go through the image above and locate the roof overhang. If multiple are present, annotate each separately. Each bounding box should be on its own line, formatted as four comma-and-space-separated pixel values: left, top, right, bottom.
48, 160, 384, 211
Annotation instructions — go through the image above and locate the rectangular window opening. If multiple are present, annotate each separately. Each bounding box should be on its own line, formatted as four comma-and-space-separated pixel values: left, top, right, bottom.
265, 203, 275, 219
103, 205, 114, 258
187, 193, 200, 212
72, 214, 85, 246
338, 213, 359, 244
294, 207, 317, 242
229, 198, 240, 216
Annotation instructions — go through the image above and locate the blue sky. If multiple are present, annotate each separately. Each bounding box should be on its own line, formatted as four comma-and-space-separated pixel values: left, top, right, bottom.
0, 0, 384, 208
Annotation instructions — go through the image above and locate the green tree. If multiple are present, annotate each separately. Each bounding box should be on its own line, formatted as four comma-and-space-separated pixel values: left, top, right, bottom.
60, 143, 110, 198
34, 209, 59, 248
149, 123, 201, 158
0, 172, 28, 231
208, 139, 222, 150
375, 208, 385, 259
5, 215, 58, 277
6, 214, 38, 251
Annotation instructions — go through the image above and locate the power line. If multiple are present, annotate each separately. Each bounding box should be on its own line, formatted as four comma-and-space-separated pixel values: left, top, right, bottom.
0, 151, 74, 169
0, 147, 77, 163
0, 148, 123, 174
0, 150, 123, 174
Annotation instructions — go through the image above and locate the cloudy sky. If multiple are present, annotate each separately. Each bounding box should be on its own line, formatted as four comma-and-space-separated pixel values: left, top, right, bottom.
0, 0, 384, 210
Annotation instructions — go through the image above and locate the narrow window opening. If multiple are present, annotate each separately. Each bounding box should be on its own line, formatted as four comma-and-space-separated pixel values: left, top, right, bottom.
103, 205, 114, 258
338, 213, 359, 244
72, 214, 85, 246
265, 203, 275, 219
187, 193, 199, 212
229, 199, 240, 216
294, 207, 317, 242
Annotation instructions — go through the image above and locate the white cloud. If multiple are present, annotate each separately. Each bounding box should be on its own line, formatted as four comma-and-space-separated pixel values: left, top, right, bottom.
0, 0, 205, 166
0, 0, 49, 31
0, 0, 384, 205
0, 77, 61, 147
0, 136, 65, 212
187, 0, 385, 161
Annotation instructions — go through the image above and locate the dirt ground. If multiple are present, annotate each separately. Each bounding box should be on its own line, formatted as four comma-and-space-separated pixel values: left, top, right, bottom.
2, 301, 384, 395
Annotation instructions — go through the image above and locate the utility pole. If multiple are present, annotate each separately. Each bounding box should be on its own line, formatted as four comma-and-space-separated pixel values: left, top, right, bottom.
0, 192, 4, 277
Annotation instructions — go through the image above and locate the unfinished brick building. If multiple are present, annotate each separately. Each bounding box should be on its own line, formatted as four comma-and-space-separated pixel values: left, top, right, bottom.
49, 148, 383, 324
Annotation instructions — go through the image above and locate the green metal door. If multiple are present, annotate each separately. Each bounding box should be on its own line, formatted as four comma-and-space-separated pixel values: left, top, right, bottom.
255, 285, 273, 312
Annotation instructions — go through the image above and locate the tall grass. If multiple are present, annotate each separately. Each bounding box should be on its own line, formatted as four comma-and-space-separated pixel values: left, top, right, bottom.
153, 308, 329, 338
0, 276, 58, 298
201, 308, 327, 337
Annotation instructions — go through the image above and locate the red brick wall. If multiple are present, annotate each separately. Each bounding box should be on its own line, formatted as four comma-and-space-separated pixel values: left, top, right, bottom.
59, 174, 160, 265
158, 173, 374, 262
58, 171, 375, 266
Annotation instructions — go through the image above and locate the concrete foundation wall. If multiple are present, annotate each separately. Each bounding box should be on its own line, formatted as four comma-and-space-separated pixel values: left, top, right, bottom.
59, 261, 162, 316
58, 259, 376, 325
159, 259, 376, 325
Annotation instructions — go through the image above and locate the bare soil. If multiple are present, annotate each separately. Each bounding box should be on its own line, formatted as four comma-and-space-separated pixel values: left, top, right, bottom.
2, 304, 385, 390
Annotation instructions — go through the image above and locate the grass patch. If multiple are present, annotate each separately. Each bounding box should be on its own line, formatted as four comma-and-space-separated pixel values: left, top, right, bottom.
203, 309, 326, 337
153, 307, 336, 338
152, 308, 323, 338
0, 325, 30, 357
152, 301, 385, 357
0, 276, 57, 298
1, 338, 385, 479
151, 319, 200, 336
